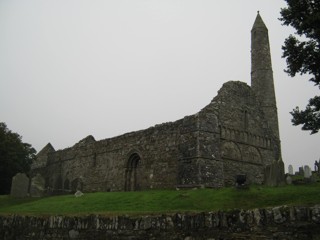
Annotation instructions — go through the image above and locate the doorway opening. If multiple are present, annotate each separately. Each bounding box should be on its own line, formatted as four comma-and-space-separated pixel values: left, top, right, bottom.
124, 153, 141, 191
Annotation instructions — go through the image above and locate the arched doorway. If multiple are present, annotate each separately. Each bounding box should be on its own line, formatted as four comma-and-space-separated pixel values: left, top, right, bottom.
125, 153, 141, 191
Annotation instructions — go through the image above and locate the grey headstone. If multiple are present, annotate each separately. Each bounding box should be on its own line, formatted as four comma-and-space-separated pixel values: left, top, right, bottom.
304, 165, 312, 178
298, 167, 304, 176
288, 165, 293, 175
10, 173, 29, 198
30, 174, 45, 197
286, 175, 292, 185
264, 160, 285, 186
74, 190, 84, 197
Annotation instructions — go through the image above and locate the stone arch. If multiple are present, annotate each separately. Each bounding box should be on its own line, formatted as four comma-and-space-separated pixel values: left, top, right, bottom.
124, 152, 141, 191
71, 178, 83, 192
244, 146, 262, 164
221, 141, 242, 161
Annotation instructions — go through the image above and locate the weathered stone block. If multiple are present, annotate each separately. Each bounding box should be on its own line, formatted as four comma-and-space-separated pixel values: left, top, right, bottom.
30, 173, 45, 197
10, 173, 29, 198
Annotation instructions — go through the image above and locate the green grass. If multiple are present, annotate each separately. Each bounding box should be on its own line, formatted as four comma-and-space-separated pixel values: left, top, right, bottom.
0, 183, 319, 216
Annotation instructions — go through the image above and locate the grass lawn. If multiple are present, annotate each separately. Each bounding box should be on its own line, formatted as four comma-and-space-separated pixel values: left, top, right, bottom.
0, 183, 319, 216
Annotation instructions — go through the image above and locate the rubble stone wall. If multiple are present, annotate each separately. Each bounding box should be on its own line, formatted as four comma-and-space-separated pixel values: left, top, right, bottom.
1, 205, 320, 239
32, 81, 282, 192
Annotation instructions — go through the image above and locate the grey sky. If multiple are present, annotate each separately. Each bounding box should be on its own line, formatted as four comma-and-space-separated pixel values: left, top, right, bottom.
0, 0, 319, 172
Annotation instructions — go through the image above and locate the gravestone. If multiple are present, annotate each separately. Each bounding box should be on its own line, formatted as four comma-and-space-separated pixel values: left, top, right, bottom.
314, 160, 320, 173
298, 167, 304, 176
30, 174, 45, 197
264, 160, 285, 186
10, 173, 29, 198
304, 165, 312, 178
288, 165, 293, 175
286, 175, 292, 185
74, 190, 84, 197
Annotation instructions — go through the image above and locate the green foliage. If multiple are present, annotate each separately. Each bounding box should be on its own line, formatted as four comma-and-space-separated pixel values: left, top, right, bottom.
279, 0, 320, 134
291, 96, 320, 134
0, 183, 319, 216
0, 122, 36, 195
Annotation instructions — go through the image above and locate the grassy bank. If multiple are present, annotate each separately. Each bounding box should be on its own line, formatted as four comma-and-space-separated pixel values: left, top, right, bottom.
0, 183, 319, 216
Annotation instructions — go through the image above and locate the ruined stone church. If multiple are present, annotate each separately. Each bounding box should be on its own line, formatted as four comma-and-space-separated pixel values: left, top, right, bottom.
31, 13, 284, 192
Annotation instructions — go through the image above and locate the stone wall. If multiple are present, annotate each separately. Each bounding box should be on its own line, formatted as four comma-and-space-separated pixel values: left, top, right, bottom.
38, 120, 187, 192
33, 112, 223, 192
203, 81, 280, 186
31, 81, 282, 192
1, 205, 320, 239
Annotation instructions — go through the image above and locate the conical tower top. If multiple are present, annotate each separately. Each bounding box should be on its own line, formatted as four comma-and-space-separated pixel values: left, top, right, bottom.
251, 11, 267, 31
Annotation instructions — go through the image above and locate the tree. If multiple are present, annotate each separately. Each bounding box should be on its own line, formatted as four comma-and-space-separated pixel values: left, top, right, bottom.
0, 122, 36, 194
279, 0, 320, 134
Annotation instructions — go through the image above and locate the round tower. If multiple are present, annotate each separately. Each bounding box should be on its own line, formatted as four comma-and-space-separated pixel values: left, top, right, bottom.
251, 12, 280, 142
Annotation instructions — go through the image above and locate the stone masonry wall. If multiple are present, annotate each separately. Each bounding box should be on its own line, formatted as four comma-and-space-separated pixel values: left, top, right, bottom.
31, 81, 281, 192
34, 109, 225, 192
42, 120, 185, 192
1, 205, 320, 239
200, 81, 279, 186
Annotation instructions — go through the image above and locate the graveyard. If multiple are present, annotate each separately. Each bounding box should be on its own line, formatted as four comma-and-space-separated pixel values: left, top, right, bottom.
3, 160, 319, 216
1, 180, 320, 216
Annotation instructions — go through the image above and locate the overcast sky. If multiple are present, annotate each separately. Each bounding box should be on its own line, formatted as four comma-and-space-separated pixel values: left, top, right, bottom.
1, 0, 319, 173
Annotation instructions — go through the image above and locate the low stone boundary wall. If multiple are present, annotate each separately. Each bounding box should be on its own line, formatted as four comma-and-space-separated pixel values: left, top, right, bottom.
1, 205, 320, 239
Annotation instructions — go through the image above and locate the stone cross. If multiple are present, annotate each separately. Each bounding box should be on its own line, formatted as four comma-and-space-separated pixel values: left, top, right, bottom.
10, 173, 29, 198
288, 165, 293, 175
